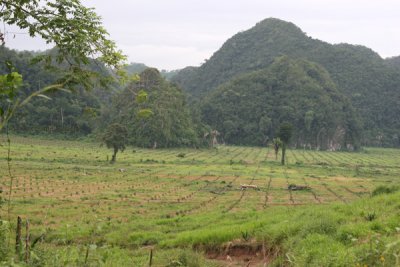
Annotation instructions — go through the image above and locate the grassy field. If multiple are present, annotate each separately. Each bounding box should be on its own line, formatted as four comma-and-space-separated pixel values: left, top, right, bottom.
1, 136, 400, 266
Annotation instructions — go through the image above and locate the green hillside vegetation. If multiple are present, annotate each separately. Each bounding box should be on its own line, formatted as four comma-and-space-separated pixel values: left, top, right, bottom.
201, 56, 361, 149
124, 62, 148, 75
103, 68, 202, 148
385, 56, 400, 70
2, 2, 400, 265
0, 48, 196, 143
125, 62, 179, 80
2, 18, 400, 149
0, 46, 113, 136
173, 18, 400, 147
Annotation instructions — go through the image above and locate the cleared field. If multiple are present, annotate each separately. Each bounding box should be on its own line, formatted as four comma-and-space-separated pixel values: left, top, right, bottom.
1, 136, 399, 266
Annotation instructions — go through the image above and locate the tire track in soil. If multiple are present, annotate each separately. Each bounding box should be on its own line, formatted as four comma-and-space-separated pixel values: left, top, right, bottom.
283, 168, 295, 204
172, 175, 239, 217
302, 176, 321, 203
224, 148, 266, 213
224, 168, 262, 212
341, 185, 365, 199
318, 178, 347, 204
263, 176, 273, 208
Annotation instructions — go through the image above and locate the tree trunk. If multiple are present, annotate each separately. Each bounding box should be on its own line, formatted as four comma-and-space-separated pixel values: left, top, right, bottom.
25, 219, 30, 263
16, 216, 22, 257
60, 108, 64, 128
111, 147, 118, 163
281, 144, 286, 165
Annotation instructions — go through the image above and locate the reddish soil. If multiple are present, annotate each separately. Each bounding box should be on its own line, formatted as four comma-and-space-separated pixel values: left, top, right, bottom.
206, 240, 273, 266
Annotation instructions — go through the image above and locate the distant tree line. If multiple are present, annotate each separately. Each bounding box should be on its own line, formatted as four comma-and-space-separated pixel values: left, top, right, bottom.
3, 18, 400, 149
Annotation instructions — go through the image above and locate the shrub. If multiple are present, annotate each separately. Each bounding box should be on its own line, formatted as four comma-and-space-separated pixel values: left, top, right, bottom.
0, 220, 10, 261
371, 185, 399, 196
166, 250, 204, 267
292, 234, 355, 266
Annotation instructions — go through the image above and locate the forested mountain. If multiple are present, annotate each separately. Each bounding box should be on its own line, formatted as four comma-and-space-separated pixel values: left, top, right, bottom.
125, 63, 148, 75
201, 56, 361, 149
102, 68, 202, 148
173, 18, 400, 147
3, 18, 400, 148
385, 56, 400, 70
125, 62, 179, 80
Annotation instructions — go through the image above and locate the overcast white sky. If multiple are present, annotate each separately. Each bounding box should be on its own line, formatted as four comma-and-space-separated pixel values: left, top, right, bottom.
2, 0, 400, 70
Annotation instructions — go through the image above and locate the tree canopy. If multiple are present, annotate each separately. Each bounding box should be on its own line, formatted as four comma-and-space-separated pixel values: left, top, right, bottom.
0, 0, 126, 131
278, 122, 293, 165
102, 68, 202, 148
102, 123, 128, 163
200, 56, 362, 150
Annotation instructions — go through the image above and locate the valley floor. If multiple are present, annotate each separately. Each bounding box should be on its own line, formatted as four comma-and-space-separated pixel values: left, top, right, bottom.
1, 136, 399, 266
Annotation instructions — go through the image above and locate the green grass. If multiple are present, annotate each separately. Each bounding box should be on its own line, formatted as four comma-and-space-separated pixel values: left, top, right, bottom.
0, 136, 400, 266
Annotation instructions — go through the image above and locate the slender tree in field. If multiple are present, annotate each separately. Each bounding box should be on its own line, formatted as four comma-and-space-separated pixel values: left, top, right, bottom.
278, 123, 293, 165
272, 137, 282, 160
0, 0, 126, 131
102, 123, 128, 163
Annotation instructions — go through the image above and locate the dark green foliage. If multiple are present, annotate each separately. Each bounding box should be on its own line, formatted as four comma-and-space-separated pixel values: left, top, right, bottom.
173, 18, 400, 147
278, 122, 293, 145
0, 221, 9, 260
278, 122, 293, 165
385, 56, 400, 70
364, 212, 377, 222
0, 0, 125, 133
200, 57, 361, 149
0, 46, 105, 136
125, 62, 179, 80
166, 250, 203, 267
102, 123, 128, 163
0, 60, 23, 125
177, 153, 186, 158
0, 0, 125, 90
371, 185, 400, 196
105, 68, 200, 148
124, 63, 148, 75
12, 89, 101, 136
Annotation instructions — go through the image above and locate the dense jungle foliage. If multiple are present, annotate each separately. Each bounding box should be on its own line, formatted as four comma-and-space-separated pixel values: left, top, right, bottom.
0, 46, 201, 145
173, 18, 400, 147
0, 46, 105, 136
125, 62, 179, 80
100, 68, 203, 148
201, 56, 361, 149
2, 18, 400, 148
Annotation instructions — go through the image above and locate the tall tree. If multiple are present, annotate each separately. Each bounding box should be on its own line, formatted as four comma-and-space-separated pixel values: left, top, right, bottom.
278, 123, 293, 165
105, 68, 199, 148
102, 123, 128, 163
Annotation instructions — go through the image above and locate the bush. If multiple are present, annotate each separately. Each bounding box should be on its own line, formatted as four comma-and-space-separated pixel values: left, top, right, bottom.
0, 220, 10, 261
292, 234, 355, 266
371, 185, 399, 196
166, 250, 204, 267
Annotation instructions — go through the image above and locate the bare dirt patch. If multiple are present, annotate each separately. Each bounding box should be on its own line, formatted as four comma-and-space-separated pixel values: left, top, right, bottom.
206, 240, 274, 266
